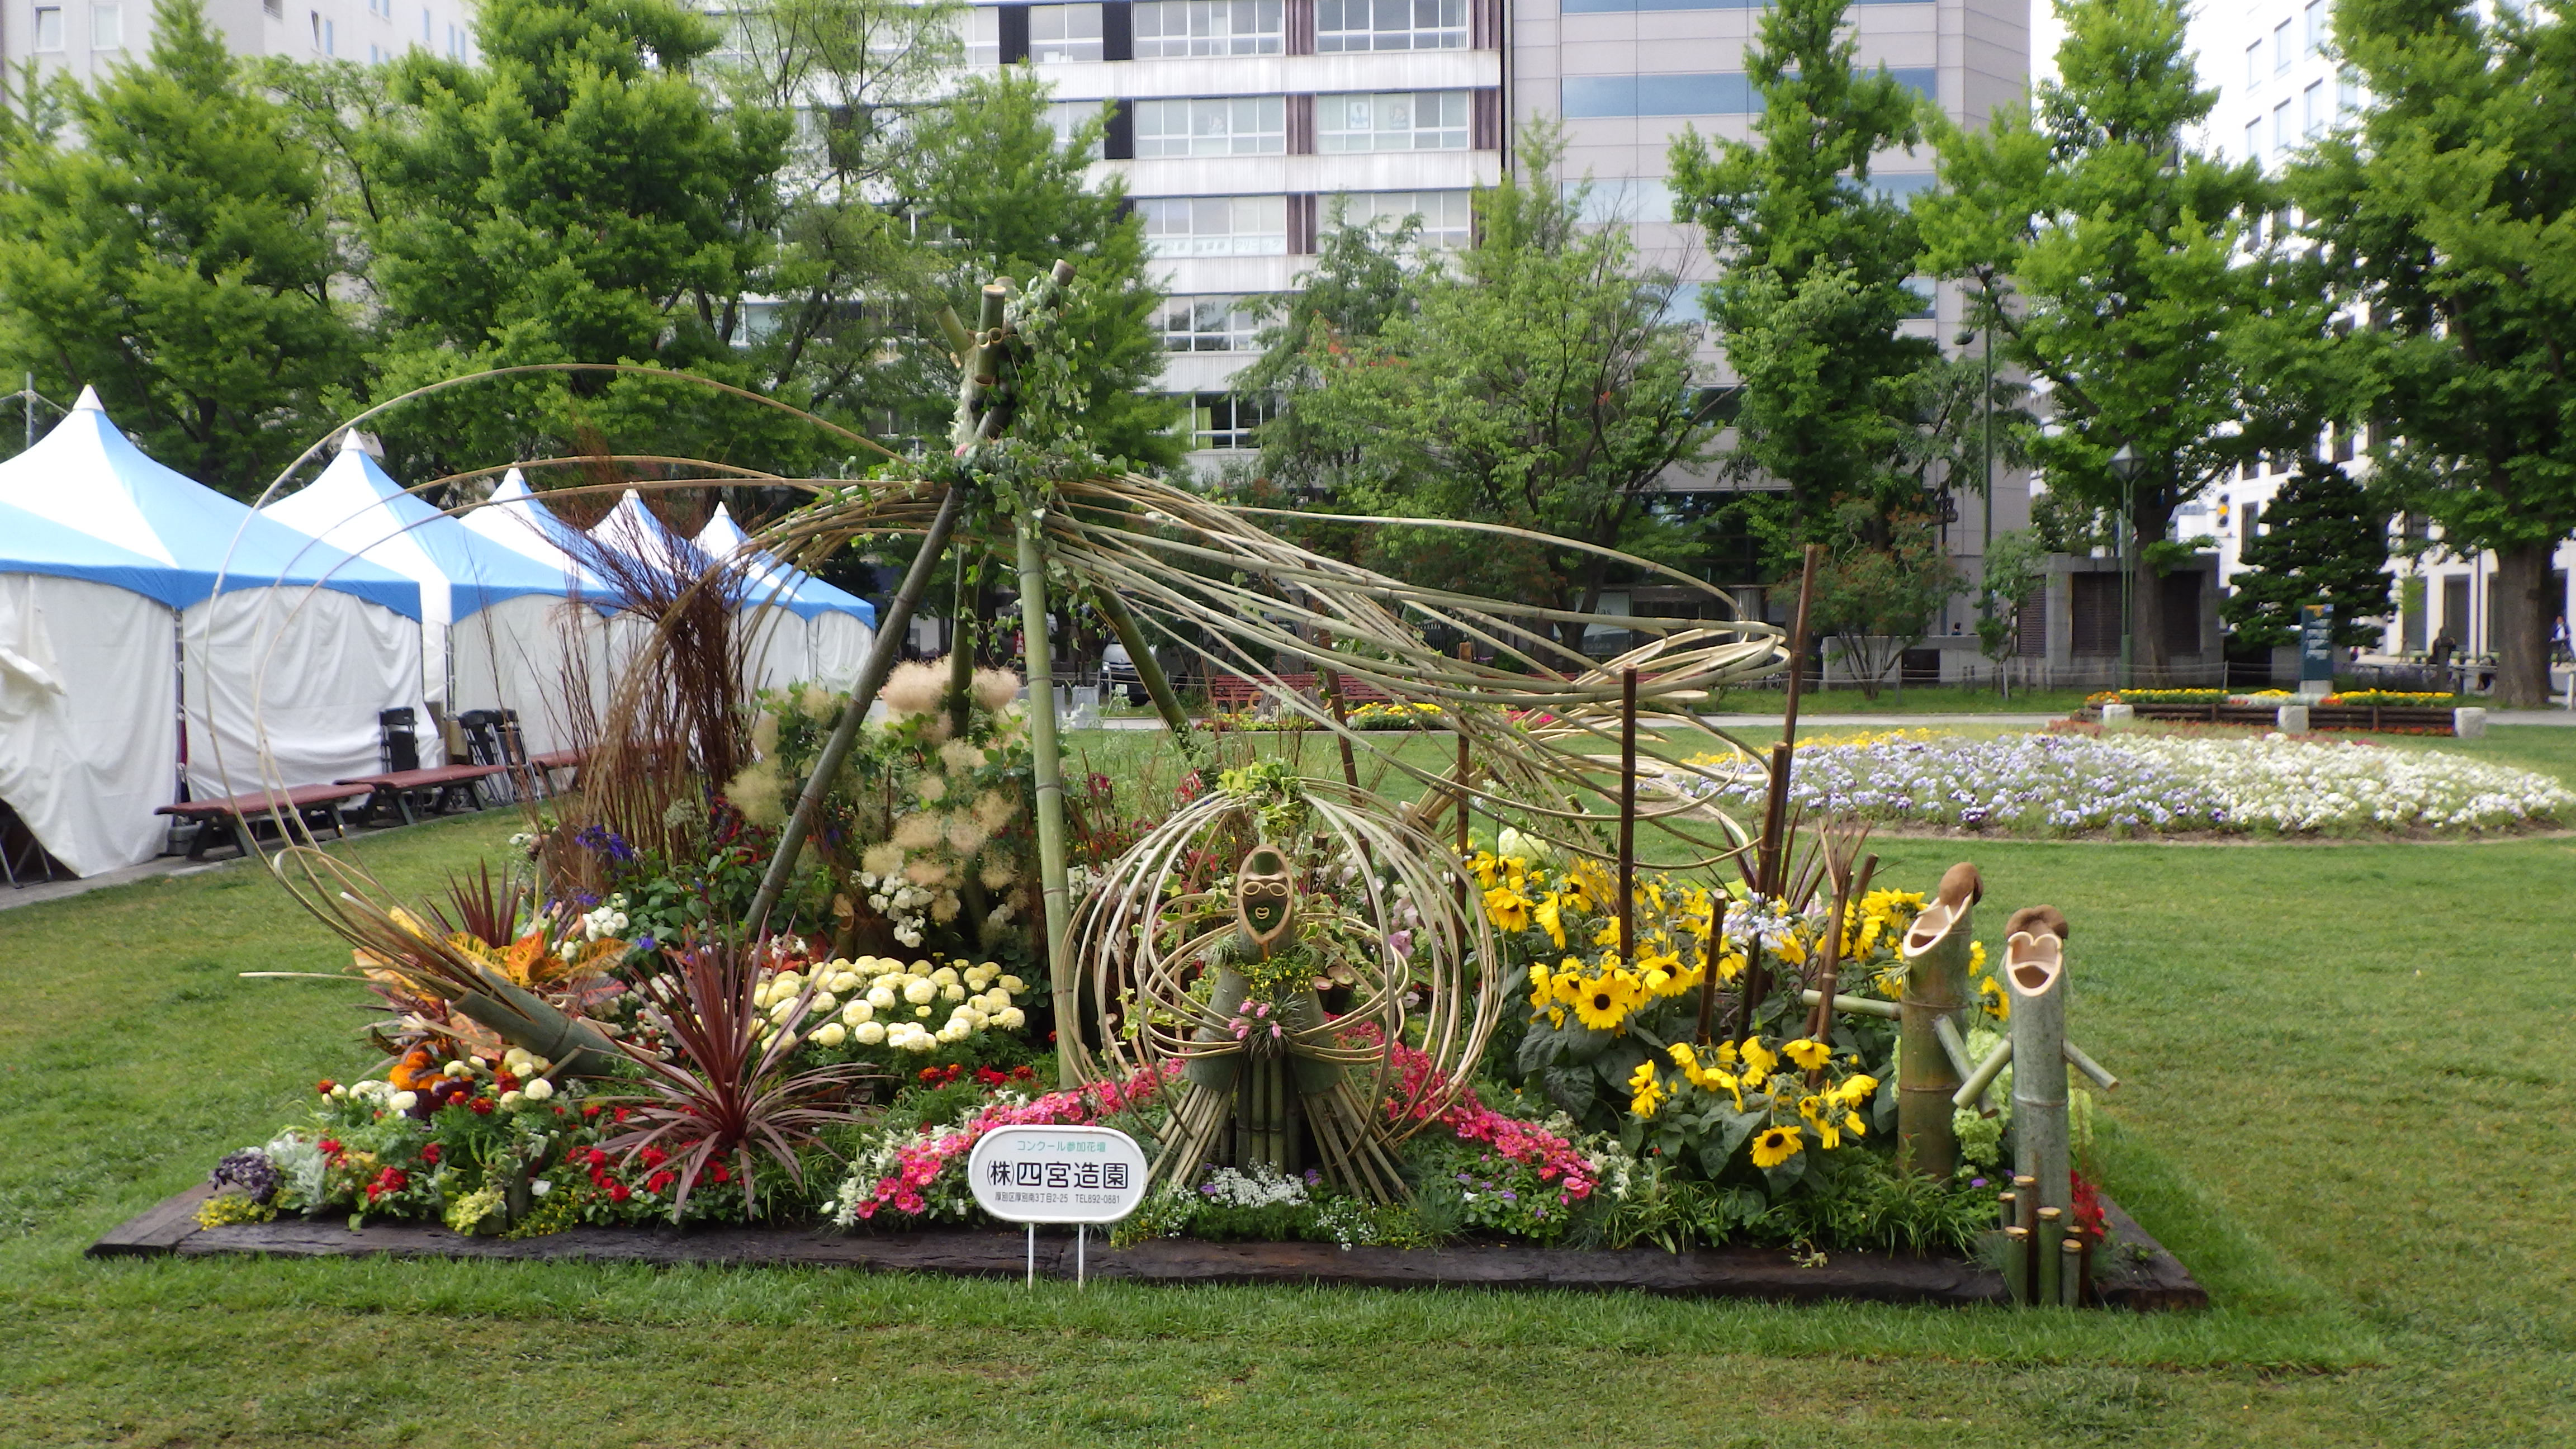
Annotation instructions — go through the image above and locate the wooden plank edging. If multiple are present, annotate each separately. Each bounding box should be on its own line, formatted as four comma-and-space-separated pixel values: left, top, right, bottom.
87, 1186, 2207, 1310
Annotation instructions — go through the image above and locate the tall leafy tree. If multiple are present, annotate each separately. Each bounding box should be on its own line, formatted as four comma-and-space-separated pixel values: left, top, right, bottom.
1921, 0, 2313, 679
1267, 127, 1713, 647
2218, 458, 2392, 649
0, 0, 359, 494
1240, 209, 1420, 501
354, 0, 792, 480
1668, 0, 1940, 534
887, 70, 1177, 470
2295, 0, 2576, 705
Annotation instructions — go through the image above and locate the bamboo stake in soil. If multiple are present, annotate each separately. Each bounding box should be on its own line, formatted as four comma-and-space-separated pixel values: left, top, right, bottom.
2002, 1225, 2031, 1306
2060, 1233, 2086, 1308
1896, 865, 1977, 1177
2007, 922, 2071, 1220
1731, 544, 1821, 1043
2036, 1205, 2065, 1307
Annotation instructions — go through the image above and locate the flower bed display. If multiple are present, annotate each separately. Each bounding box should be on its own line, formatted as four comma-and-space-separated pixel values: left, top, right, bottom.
1685, 732, 2572, 836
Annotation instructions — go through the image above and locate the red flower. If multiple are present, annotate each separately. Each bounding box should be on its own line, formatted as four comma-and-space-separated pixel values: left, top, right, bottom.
582, 1103, 604, 1120
608, 1181, 632, 1203
316, 1079, 337, 1095
637, 1146, 667, 1169
614, 1107, 630, 1123
495, 1072, 521, 1093
317, 1138, 341, 1156
469, 1097, 495, 1115
976, 1067, 1008, 1087
646, 1171, 675, 1194
421, 1144, 442, 1166
586, 1148, 609, 1169
709, 1162, 732, 1185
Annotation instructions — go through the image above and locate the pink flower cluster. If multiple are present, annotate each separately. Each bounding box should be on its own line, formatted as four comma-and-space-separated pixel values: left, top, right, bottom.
1356, 1025, 1596, 1204
847, 1063, 1180, 1220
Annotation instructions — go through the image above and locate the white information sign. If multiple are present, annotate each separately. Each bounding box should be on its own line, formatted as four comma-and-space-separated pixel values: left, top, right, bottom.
966, 1125, 1150, 1225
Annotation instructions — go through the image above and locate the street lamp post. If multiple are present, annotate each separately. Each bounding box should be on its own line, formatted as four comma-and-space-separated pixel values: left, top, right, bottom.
2109, 444, 2145, 689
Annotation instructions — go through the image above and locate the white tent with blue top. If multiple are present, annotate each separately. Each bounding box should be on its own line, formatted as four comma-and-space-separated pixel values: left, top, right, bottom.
0, 390, 425, 872
695, 503, 877, 689
263, 434, 596, 754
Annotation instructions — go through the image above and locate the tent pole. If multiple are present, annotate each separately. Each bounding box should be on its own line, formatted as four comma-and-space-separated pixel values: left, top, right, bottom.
744, 482, 970, 930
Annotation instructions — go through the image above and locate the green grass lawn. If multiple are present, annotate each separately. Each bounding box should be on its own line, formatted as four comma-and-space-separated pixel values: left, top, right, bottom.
5, 737, 2574, 1445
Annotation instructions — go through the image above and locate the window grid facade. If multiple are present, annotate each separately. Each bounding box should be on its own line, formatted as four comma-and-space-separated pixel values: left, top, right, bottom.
1137, 97, 1288, 157
1315, 0, 1465, 53
1142, 196, 1290, 257
1134, 0, 1282, 56
1160, 297, 1266, 352
1318, 91, 1470, 151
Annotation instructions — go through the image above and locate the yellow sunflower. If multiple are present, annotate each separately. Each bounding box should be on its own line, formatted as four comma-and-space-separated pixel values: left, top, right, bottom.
1627, 1060, 1666, 1118
1532, 893, 1566, 948
1782, 1037, 1834, 1072
1571, 972, 1637, 1031
1483, 886, 1533, 934
1978, 975, 2011, 1021
1737, 1036, 1779, 1085
1750, 1125, 1805, 1169
1526, 962, 1557, 1016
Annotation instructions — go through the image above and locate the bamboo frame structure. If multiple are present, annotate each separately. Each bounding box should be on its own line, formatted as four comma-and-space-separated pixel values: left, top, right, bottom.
1896, 865, 1978, 1177
2007, 924, 2072, 1220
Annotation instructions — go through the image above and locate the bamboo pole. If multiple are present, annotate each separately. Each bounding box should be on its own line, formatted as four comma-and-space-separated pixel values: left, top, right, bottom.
1996, 1188, 2017, 1232
745, 481, 970, 929
2059, 1233, 2086, 1308
1017, 502, 1079, 1083
2064, 1039, 2120, 1092
2002, 1225, 2030, 1306
2035, 1206, 2065, 1307
1954, 1036, 2013, 1110
1730, 545, 1820, 1044
2007, 927, 2071, 1220
1617, 667, 1636, 963
1322, 651, 1360, 791
1896, 867, 1976, 1177
1091, 584, 1200, 756
1797, 987, 1899, 1020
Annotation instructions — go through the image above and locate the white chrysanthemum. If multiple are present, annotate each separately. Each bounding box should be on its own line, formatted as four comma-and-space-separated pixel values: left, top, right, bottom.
812, 1022, 847, 1048
866, 986, 897, 1011
996, 1007, 1026, 1030
903, 977, 937, 1005
841, 998, 875, 1025
854, 1021, 887, 1045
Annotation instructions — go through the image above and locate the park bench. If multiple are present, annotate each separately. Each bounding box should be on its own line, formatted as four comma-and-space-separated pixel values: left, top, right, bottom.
1206, 673, 1318, 711
157, 783, 373, 860
336, 763, 508, 826
525, 747, 588, 795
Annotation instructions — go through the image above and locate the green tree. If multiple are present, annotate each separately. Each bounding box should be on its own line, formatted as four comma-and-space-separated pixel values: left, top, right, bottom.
1808, 502, 1960, 698
887, 71, 1177, 470
1973, 527, 2049, 694
1669, 0, 1941, 533
2294, 0, 2576, 704
714, 0, 963, 437
1921, 0, 2313, 680
1240, 208, 1419, 499
0, 1, 359, 494
1266, 128, 1713, 649
354, 0, 793, 480
2218, 459, 2392, 651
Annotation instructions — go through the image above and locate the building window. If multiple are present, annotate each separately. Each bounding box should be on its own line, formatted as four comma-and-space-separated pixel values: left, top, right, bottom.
1319, 91, 1469, 151
1141, 196, 1289, 257
1159, 297, 1263, 352
89, 2, 117, 47
2273, 101, 2290, 151
1029, 4, 1104, 62
2303, 80, 2323, 136
1564, 69, 1930, 119
2241, 501, 2261, 543
265, 0, 282, 15
2338, 68, 2361, 114
963, 6, 999, 64
1566, 177, 1675, 224
2305, 0, 2324, 55
2244, 117, 2260, 164
1043, 100, 1104, 151
1900, 277, 1936, 320
422, 7, 431, 42
1134, 0, 1281, 56
1186, 394, 1273, 449
33, 6, 61, 49
447, 22, 462, 58
1137, 97, 1286, 157
1316, 0, 1466, 54
2273, 19, 2290, 73
1332, 190, 1474, 248
2244, 40, 2259, 87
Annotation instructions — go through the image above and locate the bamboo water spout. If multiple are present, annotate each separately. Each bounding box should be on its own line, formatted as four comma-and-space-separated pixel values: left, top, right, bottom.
1896, 863, 1980, 1176
2006, 919, 2071, 1221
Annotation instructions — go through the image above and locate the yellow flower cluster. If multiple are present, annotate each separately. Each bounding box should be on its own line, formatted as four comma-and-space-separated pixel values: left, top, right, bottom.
1629, 1035, 1882, 1164
1477, 851, 1737, 1035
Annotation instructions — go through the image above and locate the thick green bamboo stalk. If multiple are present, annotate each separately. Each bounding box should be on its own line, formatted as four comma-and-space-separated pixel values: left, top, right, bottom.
2035, 1205, 2065, 1307
1017, 502, 1078, 1082
1797, 987, 1901, 1020
1954, 1036, 2014, 1110
1897, 884, 1973, 1177
2002, 1225, 2030, 1306
2007, 931, 2071, 1219
2059, 1234, 2087, 1308
1091, 584, 1200, 754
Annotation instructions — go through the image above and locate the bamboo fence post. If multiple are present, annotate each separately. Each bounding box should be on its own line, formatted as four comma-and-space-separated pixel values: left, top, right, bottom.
2035, 1205, 2065, 1306
2007, 924, 2071, 1221
2013, 1175, 2038, 1304
2059, 1233, 2086, 1308
1996, 1188, 2016, 1233
2002, 1225, 2030, 1306
1805, 851, 1876, 1045
1896, 865, 1977, 1177
1016, 502, 1079, 1082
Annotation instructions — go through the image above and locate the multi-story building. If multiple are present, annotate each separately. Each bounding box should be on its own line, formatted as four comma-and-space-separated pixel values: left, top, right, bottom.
2186, 1, 2573, 673
979, 0, 2030, 650
4, 0, 477, 84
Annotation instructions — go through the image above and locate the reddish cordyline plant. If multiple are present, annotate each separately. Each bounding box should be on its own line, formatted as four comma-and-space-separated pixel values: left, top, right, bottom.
603, 935, 878, 1221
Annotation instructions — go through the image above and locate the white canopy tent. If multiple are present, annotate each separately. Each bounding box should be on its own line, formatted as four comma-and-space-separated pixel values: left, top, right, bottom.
0, 390, 423, 860
694, 503, 878, 690
591, 489, 813, 694
460, 470, 631, 750
0, 502, 207, 877
263, 436, 594, 756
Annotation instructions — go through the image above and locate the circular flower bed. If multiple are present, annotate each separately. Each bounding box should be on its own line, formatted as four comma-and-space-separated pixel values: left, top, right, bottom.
1688, 732, 2575, 837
